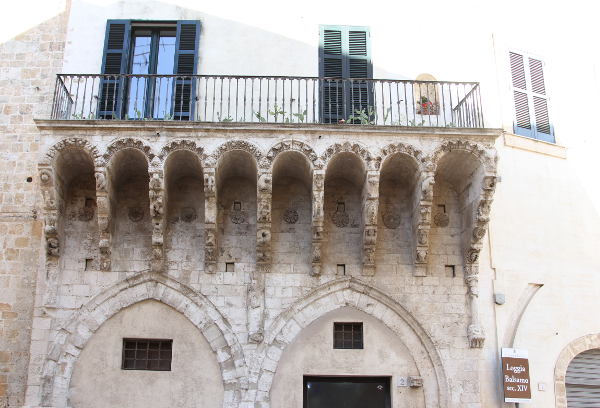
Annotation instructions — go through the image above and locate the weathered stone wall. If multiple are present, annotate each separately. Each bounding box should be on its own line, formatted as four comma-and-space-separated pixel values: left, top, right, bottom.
0, 3, 70, 406
23, 125, 498, 408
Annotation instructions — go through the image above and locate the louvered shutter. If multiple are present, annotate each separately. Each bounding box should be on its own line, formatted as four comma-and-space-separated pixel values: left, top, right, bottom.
319, 26, 372, 123
173, 21, 200, 120
98, 20, 131, 119
566, 349, 600, 407
509, 51, 554, 142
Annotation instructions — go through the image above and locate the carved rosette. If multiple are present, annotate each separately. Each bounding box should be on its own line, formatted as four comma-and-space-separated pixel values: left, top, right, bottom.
203, 167, 217, 274
149, 165, 165, 273
256, 171, 272, 270
362, 171, 379, 276
413, 170, 435, 276
311, 170, 325, 276
95, 165, 111, 271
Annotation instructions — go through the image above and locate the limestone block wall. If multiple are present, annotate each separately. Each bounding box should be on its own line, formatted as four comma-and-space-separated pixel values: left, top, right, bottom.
24, 124, 499, 408
0, 2, 70, 406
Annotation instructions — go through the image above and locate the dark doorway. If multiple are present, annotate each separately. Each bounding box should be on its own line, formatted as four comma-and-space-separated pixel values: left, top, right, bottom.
303, 376, 391, 408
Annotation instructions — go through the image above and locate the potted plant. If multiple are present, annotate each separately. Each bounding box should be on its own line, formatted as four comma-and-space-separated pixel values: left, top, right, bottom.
417, 96, 439, 115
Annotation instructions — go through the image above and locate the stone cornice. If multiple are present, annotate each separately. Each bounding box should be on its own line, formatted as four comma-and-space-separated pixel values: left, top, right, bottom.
34, 119, 503, 140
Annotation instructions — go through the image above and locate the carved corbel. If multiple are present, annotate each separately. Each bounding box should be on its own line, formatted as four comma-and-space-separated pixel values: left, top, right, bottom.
203, 166, 217, 274
149, 165, 165, 273
256, 171, 272, 272
311, 170, 325, 276
412, 171, 434, 276
362, 171, 379, 276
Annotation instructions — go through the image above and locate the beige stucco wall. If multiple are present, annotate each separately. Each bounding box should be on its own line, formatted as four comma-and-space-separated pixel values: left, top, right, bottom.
70, 300, 224, 408
270, 307, 425, 408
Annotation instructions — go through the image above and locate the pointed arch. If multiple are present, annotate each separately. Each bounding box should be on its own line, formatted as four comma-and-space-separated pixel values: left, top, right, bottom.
211, 140, 263, 170
379, 142, 425, 173
158, 138, 205, 162
429, 139, 497, 175
254, 277, 448, 407
39, 272, 246, 408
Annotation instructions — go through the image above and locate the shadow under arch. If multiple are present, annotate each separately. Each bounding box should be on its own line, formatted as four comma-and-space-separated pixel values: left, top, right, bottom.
254, 277, 448, 408
39, 272, 247, 408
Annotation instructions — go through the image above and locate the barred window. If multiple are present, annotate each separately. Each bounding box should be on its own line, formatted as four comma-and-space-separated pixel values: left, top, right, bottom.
333, 322, 363, 349
122, 338, 172, 371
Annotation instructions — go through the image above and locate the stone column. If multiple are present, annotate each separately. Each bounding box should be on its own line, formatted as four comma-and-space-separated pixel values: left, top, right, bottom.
413, 170, 434, 276
203, 166, 218, 274
311, 170, 325, 276
362, 171, 379, 276
95, 163, 111, 272
39, 164, 60, 306
465, 264, 484, 348
149, 158, 165, 273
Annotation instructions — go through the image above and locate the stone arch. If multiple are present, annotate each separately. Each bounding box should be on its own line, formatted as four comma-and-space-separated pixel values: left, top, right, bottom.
320, 141, 381, 171
158, 139, 205, 163
379, 142, 425, 173
554, 333, 600, 408
43, 137, 100, 166
254, 277, 448, 408
211, 140, 263, 170
40, 272, 247, 408
102, 137, 155, 166
429, 139, 497, 175
265, 140, 321, 171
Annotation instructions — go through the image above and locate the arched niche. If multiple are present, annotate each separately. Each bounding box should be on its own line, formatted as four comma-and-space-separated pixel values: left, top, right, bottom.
414, 73, 440, 116
377, 153, 420, 272
429, 150, 485, 276
164, 150, 205, 280
270, 306, 426, 408
323, 152, 365, 274
54, 149, 98, 271
271, 151, 312, 274
108, 149, 151, 273
69, 300, 224, 408
216, 150, 257, 266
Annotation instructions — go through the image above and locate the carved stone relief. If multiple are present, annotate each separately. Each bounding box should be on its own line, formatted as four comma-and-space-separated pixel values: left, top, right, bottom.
128, 207, 144, 222
283, 209, 298, 224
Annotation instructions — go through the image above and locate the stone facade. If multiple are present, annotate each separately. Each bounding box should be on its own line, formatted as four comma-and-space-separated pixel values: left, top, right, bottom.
21, 122, 499, 407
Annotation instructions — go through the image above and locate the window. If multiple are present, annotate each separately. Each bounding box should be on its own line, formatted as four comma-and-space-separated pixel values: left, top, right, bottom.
509, 51, 554, 142
319, 25, 372, 123
122, 338, 172, 371
99, 20, 200, 120
333, 322, 363, 349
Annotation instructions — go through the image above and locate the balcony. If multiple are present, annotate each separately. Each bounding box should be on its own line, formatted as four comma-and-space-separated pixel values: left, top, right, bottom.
52, 74, 484, 128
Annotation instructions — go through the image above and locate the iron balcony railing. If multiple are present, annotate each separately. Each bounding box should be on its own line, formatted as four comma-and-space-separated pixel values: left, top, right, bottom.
52, 74, 484, 127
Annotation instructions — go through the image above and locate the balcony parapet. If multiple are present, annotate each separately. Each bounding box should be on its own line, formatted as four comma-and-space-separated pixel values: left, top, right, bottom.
51, 74, 485, 128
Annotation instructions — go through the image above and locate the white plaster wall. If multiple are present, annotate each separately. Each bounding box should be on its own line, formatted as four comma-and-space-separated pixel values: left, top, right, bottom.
270, 307, 425, 408
70, 299, 224, 408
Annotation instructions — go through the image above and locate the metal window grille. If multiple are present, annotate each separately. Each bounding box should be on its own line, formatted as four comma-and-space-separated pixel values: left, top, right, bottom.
122, 338, 172, 371
333, 322, 363, 349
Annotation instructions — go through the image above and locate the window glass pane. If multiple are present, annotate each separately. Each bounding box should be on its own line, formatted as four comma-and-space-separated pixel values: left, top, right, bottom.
153, 35, 176, 118
128, 35, 151, 118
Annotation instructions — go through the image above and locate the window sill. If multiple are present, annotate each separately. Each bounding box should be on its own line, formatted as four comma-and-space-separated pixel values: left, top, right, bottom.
503, 132, 566, 159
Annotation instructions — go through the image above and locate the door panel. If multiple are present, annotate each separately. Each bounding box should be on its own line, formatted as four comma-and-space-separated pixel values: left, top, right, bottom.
304, 376, 391, 408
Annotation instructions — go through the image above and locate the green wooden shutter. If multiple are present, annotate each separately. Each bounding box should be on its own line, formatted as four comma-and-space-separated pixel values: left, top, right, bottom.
319, 25, 372, 123
99, 20, 131, 119
173, 21, 200, 120
510, 51, 554, 142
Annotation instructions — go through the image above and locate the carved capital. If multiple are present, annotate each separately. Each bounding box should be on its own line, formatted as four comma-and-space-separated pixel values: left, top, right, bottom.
468, 324, 485, 348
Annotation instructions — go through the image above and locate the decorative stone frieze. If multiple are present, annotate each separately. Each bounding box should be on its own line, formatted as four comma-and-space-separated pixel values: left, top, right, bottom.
203, 166, 218, 274
265, 139, 322, 169
212, 139, 263, 167
101, 137, 154, 165
158, 138, 204, 161
362, 171, 379, 275
45, 137, 100, 164
412, 169, 435, 276
321, 141, 381, 171
311, 170, 325, 276
149, 158, 165, 273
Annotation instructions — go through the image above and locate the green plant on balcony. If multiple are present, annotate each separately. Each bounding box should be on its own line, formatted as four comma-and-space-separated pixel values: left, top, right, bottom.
347, 106, 376, 125
416, 96, 440, 115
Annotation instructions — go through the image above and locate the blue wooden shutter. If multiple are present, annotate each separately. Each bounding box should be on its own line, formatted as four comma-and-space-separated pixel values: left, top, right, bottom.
173, 21, 200, 120
319, 25, 371, 123
98, 20, 131, 119
510, 51, 554, 142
